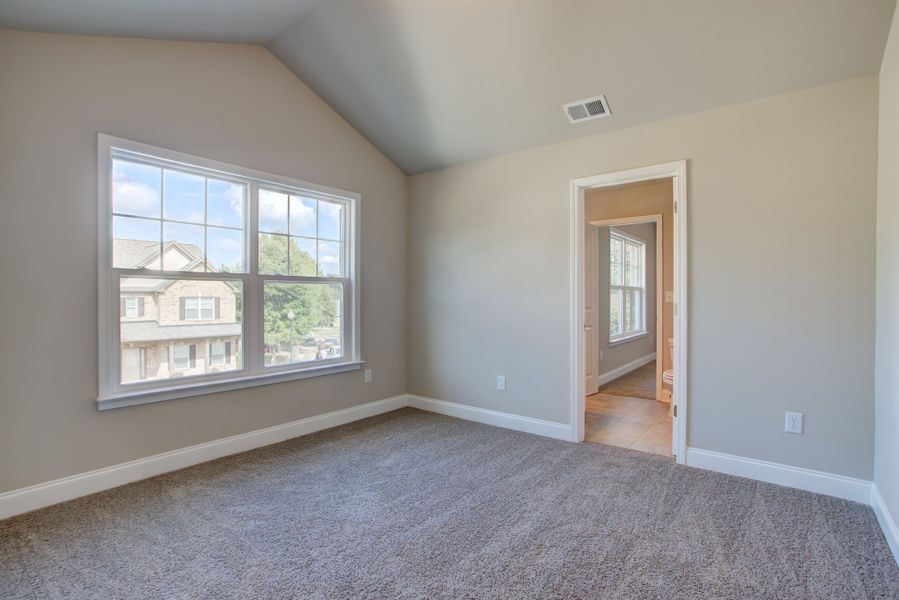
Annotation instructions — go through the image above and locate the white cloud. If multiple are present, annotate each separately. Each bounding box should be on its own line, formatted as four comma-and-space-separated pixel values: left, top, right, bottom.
290, 197, 316, 235
113, 181, 158, 216
216, 237, 242, 252
319, 201, 341, 218
259, 189, 288, 232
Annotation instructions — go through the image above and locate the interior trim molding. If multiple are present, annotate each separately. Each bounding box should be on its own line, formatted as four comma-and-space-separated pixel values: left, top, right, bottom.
0, 394, 408, 520
596, 352, 657, 387
406, 394, 573, 441
685, 447, 872, 504
872, 483, 899, 566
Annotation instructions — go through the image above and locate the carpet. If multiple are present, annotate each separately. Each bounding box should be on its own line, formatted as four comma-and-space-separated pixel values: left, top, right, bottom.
1, 408, 896, 599
599, 360, 657, 400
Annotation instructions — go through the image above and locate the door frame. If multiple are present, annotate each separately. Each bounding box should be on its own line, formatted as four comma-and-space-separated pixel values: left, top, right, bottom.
569, 160, 688, 463
588, 215, 664, 404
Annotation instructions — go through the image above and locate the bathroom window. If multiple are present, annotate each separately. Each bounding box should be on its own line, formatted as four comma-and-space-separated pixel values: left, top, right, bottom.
609, 229, 646, 342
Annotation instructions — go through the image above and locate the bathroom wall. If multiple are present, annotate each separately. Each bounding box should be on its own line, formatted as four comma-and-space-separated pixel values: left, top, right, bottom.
595, 222, 658, 379
587, 180, 673, 376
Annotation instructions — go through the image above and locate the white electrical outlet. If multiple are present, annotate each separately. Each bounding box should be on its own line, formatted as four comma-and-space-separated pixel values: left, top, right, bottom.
364, 369, 372, 383
785, 412, 803, 434
496, 375, 506, 391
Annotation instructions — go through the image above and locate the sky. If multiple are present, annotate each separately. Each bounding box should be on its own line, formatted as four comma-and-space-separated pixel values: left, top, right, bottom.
112, 159, 344, 275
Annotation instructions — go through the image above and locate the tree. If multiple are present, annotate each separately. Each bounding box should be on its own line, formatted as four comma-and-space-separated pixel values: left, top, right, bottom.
259, 234, 339, 347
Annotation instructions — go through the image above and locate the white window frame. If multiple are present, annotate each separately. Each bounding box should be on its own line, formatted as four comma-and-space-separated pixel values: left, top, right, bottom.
184, 296, 215, 321
209, 341, 227, 366
97, 134, 362, 410
173, 343, 192, 371
123, 296, 140, 318
609, 228, 647, 344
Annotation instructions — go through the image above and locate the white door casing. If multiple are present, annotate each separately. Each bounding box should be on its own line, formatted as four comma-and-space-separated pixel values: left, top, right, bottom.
584, 224, 599, 395
569, 160, 687, 462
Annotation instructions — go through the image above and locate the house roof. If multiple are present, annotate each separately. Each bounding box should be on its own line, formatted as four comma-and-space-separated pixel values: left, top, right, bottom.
121, 321, 242, 343
114, 239, 204, 269
116, 240, 226, 292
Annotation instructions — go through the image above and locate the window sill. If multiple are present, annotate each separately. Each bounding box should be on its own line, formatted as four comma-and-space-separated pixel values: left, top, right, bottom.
97, 361, 364, 411
609, 331, 649, 347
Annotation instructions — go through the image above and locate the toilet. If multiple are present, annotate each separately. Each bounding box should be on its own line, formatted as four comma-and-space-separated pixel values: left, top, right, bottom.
662, 338, 674, 403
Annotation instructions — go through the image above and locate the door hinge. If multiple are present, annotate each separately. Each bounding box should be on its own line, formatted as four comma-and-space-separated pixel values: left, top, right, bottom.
674, 201, 678, 213
673, 404, 678, 418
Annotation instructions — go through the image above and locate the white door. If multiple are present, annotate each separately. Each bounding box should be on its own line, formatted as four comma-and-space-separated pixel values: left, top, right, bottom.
584, 224, 599, 395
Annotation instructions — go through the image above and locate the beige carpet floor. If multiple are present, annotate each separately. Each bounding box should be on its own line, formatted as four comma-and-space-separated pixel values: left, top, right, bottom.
599, 360, 657, 400
1, 408, 897, 599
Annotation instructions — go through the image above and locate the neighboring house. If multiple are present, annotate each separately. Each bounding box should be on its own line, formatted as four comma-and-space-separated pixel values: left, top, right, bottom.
117, 240, 241, 383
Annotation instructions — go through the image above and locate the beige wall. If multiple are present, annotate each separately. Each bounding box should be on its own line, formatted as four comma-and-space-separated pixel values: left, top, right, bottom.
408, 76, 877, 479
595, 222, 657, 376
0, 30, 407, 493
588, 179, 673, 376
875, 6, 899, 527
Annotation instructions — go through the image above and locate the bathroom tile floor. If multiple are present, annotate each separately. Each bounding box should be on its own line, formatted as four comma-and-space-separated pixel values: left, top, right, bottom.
585, 393, 672, 457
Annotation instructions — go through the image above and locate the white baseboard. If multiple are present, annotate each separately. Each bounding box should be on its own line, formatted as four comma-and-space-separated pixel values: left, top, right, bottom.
872, 483, 899, 566
406, 394, 573, 441
0, 394, 407, 520
597, 352, 656, 387
5, 392, 895, 567
685, 447, 871, 504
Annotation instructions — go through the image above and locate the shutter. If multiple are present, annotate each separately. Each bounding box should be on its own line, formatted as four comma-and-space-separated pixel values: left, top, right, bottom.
138, 297, 145, 317
214, 297, 221, 319
189, 344, 196, 368
179, 298, 186, 320
225, 342, 231, 363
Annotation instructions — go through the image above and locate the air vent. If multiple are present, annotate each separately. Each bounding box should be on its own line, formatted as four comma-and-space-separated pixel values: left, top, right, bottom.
563, 95, 611, 124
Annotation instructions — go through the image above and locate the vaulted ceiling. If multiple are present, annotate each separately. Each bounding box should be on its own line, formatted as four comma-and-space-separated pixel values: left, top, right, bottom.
2, 0, 896, 173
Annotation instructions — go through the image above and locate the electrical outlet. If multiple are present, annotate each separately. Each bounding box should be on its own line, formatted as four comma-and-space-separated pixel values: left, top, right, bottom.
364, 369, 372, 383
785, 412, 803, 434
496, 375, 506, 391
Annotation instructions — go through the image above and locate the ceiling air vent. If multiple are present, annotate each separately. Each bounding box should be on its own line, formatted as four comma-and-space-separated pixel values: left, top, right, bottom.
563, 95, 611, 124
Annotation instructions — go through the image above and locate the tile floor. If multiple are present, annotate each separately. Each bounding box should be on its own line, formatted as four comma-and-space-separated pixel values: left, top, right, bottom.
585, 393, 672, 457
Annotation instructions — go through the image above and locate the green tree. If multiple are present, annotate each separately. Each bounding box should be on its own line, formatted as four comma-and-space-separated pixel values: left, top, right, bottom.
259, 234, 339, 347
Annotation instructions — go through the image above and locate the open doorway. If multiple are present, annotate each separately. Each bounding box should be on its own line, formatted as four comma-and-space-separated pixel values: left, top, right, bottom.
569, 161, 687, 463
585, 213, 669, 456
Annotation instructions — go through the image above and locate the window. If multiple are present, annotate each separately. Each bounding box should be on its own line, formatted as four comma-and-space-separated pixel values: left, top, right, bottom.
609, 229, 646, 342
182, 297, 217, 321
209, 341, 230, 366
122, 296, 144, 318
98, 135, 360, 409
173, 344, 194, 371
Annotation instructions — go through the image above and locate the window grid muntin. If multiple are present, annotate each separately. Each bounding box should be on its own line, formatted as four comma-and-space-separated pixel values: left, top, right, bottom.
111, 153, 248, 274
102, 138, 359, 401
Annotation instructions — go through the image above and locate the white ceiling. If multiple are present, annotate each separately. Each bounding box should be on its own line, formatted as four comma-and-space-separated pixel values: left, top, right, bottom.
0, 0, 321, 43
2, 0, 896, 173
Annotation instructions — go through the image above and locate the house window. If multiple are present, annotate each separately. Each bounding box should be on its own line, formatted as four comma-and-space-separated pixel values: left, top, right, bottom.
122, 296, 144, 318
173, 344, 194, 371
209, 341, 229, 366
609, 229, 646, 342
182, 297, 217, 321
99, 135, 360, 409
